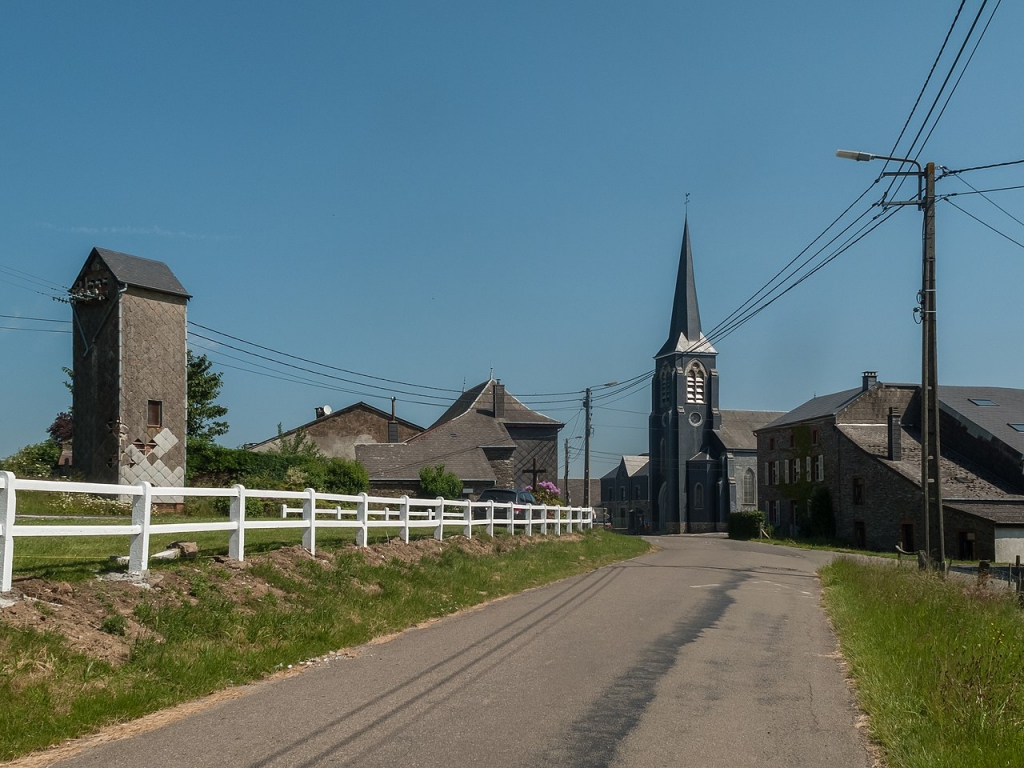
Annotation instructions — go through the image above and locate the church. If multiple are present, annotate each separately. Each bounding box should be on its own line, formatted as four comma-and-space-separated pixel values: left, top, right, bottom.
648, 220, 783, 533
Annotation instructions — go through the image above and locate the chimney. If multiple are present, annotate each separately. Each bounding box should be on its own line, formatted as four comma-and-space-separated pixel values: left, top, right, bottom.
388, 397, 399, 443
862, 371, 878, 392
888, 407, 902, 461
493, 381, 505, 419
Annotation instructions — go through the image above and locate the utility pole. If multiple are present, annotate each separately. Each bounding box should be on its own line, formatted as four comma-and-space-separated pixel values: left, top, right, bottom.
837, 150, 945, 570
564, 438, 570, 505
583, 387, 592, 508
921, 161, 945, 567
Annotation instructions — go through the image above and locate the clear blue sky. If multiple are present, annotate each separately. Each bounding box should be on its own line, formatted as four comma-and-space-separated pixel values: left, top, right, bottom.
2, 1, 1022, 478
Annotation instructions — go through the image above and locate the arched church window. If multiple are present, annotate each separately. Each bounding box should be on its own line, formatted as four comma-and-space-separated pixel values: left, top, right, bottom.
743, 469, 755, 505
694, 483, 704, 510
659, 363, 672, 410
685, 362, 706, 404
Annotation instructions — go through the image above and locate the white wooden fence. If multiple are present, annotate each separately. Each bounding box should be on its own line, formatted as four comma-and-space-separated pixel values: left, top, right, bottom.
0, 471, 594, 593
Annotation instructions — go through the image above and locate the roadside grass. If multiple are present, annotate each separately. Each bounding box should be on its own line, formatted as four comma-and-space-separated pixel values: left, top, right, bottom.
0, 529, 649, 761
820, 558, 1024, 768
754, 535, 899, 559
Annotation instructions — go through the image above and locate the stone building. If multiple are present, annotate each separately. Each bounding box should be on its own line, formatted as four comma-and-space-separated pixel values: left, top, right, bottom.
648, 219, 782, 533
757, 372, 1024, 561
357, 379, 562, 498
600, 455, 650, 531
71, 248, 190, 488
249, 401, 423, 460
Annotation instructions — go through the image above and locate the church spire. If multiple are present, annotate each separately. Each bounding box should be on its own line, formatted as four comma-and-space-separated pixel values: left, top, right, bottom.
657, 217, 713, 358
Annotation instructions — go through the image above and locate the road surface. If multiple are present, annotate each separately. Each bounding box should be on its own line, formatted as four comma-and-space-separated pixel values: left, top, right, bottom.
50, 536, 873, 768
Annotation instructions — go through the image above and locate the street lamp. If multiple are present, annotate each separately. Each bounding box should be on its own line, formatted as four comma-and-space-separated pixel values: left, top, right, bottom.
583, 381, 618, 508
836, 149, 945, 568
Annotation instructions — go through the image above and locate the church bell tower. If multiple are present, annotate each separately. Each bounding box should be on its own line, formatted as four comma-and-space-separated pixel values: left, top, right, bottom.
648, 218, 719, 533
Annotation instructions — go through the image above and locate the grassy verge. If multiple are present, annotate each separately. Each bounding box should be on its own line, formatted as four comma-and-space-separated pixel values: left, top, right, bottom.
820, 558, 1024, 767
0, 529, 649, 761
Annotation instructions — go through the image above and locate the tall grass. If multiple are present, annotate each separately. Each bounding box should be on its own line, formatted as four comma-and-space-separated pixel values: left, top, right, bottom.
821, 559, 1024, 768
0, 530, 648, 760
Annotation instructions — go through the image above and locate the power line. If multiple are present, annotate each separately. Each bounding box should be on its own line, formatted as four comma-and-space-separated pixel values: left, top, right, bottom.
0, 313, 70, 324
0, 325, 71, 334
945, 199, 1024, 249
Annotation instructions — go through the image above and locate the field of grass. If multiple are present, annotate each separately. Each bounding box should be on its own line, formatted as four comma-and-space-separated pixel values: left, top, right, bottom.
821, 558, 1024, 767
0, 528, 649, 761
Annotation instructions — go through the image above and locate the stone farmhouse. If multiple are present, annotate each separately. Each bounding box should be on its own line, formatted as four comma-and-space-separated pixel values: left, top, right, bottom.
356, 379, 562, 498
600, 455, 650, 531
248, 401, 423, 460
757, 371, 1024, 562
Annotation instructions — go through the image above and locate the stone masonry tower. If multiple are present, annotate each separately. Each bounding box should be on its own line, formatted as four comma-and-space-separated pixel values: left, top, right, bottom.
71, 248, 190, 487
648, 219, 720, 533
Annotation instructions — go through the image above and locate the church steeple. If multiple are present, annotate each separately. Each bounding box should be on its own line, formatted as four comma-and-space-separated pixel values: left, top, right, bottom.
656, 217, 715, 358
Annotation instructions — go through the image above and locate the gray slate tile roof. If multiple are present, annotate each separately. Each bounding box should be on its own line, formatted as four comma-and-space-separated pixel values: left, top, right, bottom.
716, 409, 786, 451
839, 424, 1024, 500
944, 501, 1024, 525
762, 388, 862, 429
940, 387, 1024, 456
431, 379, 562, 428
88, 247, 191, 298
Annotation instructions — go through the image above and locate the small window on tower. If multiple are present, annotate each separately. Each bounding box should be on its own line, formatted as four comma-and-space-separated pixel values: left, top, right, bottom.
147, 400, 163, 429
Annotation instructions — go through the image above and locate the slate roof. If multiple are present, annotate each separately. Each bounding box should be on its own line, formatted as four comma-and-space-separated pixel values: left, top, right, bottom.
357, 380, 559, 483
716, 409, 785, 451
839, 424, 1024, 500
761, 388, 862, 429
939, 387, 1024, 456
430, 379, 562, 428
603, 455, 650, 480
248, 401, 424, 450
944, 501, 1024, 526
85, 247, 191, 298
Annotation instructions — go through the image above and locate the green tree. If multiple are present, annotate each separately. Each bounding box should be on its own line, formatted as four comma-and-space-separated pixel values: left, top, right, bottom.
187, 350, 229, 443
0, 441, 61, 478
418, 464, 463, 499
269, 424, 321, 458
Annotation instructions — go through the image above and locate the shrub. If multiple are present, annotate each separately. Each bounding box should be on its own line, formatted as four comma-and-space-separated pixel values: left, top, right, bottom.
0, 441, 61, 478
529, 481, 564, 506
418, 464, 463, 499
728, 509, 765, 540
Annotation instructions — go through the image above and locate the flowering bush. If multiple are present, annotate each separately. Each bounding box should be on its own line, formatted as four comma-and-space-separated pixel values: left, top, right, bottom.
528, 480, 564, 506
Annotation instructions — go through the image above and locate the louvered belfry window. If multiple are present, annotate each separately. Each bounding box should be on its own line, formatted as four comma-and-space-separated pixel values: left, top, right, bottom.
685, 363, 705, 403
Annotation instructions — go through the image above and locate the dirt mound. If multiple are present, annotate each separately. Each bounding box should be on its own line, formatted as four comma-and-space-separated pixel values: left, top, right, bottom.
1, 534, 582, 666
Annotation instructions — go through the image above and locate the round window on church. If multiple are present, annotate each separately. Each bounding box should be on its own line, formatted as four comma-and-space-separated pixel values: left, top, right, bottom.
689, 412, 703, 426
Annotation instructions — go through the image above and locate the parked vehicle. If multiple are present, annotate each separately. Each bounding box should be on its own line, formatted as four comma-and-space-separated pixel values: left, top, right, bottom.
475, 488, 537, 519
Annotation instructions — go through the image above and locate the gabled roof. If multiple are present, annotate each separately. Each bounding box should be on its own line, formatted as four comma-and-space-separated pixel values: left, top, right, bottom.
761, 387, 862, 430
940, 386, 1024, 456
430, 379, 562, 429
715, 409, 786, 451
247, 401, 423, 450
603, 455, 650, 480
81, 247, 191, 298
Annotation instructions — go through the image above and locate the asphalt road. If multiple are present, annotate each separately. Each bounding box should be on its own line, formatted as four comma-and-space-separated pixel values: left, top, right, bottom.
52, 536, 872, 768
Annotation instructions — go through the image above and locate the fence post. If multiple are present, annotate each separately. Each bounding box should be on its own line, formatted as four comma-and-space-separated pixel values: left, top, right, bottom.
302, 488, 316, 556
541, 505, 548, 536
229, 484, 246, 561
0, 471, 16, 593
356, 493, 368, 548
486, 500, 495, 537
526, 504, 534, 537
434, 497, 445, 541
463, 500, 472, 539
400, 495, 410, 543
128, 481, 153, 575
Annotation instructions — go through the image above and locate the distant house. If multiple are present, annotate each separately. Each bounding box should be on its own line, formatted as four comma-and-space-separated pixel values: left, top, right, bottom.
71, 247, 190, 490
600, 455, 650, 531
757, 371, 1024, 561
357, 379, 563, 498
249, 401, 423, 460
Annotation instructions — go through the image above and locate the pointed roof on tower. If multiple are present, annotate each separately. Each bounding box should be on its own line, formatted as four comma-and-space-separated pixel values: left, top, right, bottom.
656, 217, 716, 359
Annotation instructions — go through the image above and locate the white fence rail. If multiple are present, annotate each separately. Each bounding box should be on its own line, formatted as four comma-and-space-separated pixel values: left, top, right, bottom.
0, 471, 594, 592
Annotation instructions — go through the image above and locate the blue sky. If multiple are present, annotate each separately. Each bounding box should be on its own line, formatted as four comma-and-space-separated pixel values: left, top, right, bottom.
2, 1, 1022, 478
